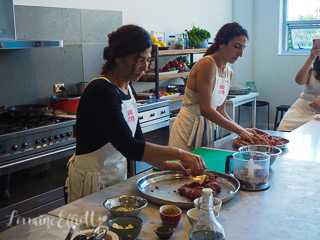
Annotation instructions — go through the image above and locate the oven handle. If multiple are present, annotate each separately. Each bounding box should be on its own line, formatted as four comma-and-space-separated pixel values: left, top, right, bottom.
140, 117, 170, 128
0, 145, 76, 170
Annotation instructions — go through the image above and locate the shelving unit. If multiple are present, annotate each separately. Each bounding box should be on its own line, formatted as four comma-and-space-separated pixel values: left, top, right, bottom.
139, 48, 207, 107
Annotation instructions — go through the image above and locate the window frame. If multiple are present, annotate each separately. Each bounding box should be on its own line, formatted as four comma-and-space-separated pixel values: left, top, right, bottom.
280, 0, 320, 55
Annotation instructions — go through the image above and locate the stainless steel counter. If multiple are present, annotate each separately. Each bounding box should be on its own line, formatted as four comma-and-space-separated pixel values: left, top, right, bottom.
207, 130, 320, 162
1, 130, 320, 239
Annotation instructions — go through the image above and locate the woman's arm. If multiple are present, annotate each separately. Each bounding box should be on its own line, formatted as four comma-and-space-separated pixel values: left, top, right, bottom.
141, 142, 206, 177
295, 45, 320, 85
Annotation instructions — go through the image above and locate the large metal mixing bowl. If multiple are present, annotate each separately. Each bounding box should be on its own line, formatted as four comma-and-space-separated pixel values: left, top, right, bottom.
238, 145, 282, 167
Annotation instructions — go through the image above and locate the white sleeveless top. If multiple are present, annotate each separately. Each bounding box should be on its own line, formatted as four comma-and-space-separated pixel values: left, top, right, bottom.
169, 56, 231, 151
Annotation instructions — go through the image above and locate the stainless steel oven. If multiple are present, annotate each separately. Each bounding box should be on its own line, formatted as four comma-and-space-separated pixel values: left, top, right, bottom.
127, 99, 170, 177
0, 114, 76, 232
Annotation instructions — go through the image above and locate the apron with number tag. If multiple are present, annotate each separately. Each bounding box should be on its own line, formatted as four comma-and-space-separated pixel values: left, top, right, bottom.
66, 77, 138, 203
169, 56, 231, 151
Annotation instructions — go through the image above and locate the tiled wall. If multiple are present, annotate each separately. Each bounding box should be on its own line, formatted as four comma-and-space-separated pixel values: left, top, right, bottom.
0, 6, 122, 106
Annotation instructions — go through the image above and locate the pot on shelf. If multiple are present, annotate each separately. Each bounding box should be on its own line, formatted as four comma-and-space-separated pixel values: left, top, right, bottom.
49, 94, 80, 113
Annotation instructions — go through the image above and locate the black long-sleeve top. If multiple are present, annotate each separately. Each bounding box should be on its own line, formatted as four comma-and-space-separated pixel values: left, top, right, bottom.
75, 78, 145, 161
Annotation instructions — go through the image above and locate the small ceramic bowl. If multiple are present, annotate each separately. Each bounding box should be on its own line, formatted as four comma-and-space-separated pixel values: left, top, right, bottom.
108, 216, 143, 240
193, 197, 222, 212
154, 225, 175, 239
159, 205, 182, 227
187, 207, 219, 225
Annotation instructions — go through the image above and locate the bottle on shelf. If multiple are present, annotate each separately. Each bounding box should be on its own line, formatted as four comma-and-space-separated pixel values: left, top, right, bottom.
189, 188, 225, 240
184, 30, 189, 49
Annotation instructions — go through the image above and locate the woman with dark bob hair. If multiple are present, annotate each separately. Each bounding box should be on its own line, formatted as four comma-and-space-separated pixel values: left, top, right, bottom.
278, 39, 320, 131
66, 24, 206, 203
169, 22, 255, 151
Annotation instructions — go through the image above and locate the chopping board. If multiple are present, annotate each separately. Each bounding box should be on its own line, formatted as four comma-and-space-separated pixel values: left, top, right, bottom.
153, 148, 235, 173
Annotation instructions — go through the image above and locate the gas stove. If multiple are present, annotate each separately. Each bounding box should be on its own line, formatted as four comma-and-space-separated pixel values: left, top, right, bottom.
0, 113, 76, 167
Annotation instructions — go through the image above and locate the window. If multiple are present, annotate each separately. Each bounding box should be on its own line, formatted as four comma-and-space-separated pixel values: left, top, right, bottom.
281, 0, 320, 54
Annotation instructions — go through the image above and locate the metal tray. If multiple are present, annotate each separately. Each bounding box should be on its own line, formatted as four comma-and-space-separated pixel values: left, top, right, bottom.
232, 136, 289, 149
136, 170, 240, 209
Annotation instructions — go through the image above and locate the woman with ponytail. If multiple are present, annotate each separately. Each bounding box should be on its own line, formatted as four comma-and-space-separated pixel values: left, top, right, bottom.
65, 24, 206, 203
169, 22, 254, 151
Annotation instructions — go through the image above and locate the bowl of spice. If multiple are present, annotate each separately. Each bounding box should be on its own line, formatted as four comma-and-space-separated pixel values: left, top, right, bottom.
154, 225, 175, 239
159, 205, 182, 227
103, 195, 148, 217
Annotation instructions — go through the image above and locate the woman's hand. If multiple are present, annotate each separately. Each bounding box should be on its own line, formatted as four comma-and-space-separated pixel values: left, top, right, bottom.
310, 43, 320, 60
161, 152, 206, 177
309, 100, 320, 110
237, 128, 255, 144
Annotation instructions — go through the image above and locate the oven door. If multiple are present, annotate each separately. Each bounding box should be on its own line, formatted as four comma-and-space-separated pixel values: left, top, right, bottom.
0, 144, 75, 232
127, 117, 169, 177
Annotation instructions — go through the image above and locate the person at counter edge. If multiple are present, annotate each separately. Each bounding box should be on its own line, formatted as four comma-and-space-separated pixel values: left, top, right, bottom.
65, 24, 206, 203
278, 39, 320, 132
169, 22, 255, 151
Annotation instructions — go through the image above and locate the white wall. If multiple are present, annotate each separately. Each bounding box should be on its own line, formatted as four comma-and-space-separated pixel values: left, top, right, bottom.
232, 0, 254, 85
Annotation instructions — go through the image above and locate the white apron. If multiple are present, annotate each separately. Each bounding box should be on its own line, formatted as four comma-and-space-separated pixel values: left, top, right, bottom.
278, 71, 320, 132
66, 77, 138, 203
169, 56, 230, 151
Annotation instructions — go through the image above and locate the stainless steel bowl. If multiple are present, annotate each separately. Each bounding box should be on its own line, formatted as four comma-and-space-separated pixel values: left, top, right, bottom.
238, 145, 282, 167
103, 195, 148, 217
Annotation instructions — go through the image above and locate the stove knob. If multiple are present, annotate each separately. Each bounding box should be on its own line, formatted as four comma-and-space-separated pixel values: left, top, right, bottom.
55, 135, 60, 139
12, 145, 18, 150
139, 116, 143, 120
35, 139, 41, 144
22, 143, 28, 148
48, 136, 53, 141
67, 132, 72, 137
61, 133, 66, 138
42, 138, 47, 143
150, 113, 155, 117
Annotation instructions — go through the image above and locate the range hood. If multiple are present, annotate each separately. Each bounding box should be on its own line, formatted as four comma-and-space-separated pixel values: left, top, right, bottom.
0, 0, 63, 50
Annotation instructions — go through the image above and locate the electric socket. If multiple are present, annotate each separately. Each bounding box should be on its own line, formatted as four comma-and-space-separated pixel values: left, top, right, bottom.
54, 84, 64, 93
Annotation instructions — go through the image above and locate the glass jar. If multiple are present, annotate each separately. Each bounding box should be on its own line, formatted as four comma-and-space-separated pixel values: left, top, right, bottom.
168, 36, 176, 50
176, 37, 184, 49
189, 188, 225, 240
246, 81, 257, 92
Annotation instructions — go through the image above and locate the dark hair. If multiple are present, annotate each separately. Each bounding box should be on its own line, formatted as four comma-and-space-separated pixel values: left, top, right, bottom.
204, 22, 249, 56
101, 24, 156, 76
313, 57, 320, 81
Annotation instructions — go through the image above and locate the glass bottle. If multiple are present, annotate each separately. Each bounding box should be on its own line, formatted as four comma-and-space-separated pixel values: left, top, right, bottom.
184, 30, 189, 49
189, 188, 225, 240
246, 81, 257, 92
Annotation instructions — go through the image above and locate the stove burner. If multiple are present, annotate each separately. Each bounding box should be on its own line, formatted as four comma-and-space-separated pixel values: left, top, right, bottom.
0, 113, 72, 135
